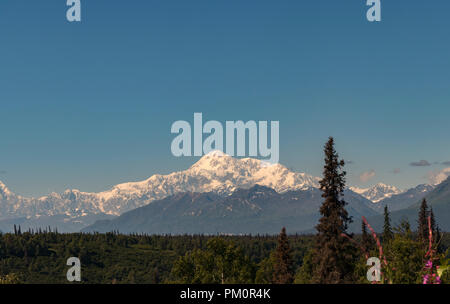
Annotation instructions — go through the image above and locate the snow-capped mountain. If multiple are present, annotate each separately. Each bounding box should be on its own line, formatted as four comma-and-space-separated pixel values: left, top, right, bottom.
0, 181, 33, 219
0, 152, 441, 233
372, 183, 435, 212
350, 183, 404, 203
0, 151, 320, 220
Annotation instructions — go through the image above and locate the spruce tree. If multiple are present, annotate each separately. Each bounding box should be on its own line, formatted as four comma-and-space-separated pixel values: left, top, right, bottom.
312, 137, 356, 283
272, 227, 294, 284
361, 220, 374, 253
383, 205, 393, 243
418, 199, 429, 246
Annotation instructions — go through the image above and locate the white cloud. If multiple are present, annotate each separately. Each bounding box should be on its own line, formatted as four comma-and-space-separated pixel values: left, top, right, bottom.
359, 170, 376, 183
427, 167, 450, 185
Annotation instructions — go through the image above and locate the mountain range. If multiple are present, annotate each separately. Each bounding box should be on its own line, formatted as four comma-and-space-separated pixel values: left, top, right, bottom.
82, 185, 381, 234
358, 177, 450, 232
350, 183, 403, 203
0, 151, 320, 231
0, 151, 445, 233
83, 180, 444, 234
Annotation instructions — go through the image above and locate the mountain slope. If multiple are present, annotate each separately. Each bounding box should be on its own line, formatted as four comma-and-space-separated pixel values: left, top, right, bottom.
373, 184, 434, 212
358, 177, 450, 232
83, 185, 379, 234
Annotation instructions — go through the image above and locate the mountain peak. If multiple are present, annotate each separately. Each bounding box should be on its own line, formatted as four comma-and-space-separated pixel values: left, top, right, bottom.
350, 183, 403, 203
373, 183, 401, 191
191, 151, 235, 171
374, 182, 389, 187
204, 150, 229, 157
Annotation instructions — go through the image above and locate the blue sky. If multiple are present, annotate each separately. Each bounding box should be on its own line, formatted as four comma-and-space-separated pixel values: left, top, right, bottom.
0, 0, 449, 197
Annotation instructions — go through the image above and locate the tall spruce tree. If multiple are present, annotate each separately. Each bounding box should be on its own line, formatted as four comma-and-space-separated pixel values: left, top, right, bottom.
272, 227, 295, 284
418, 199, 429, 246
383, 205, 393, 243
312, 137, 356, 283
361, 220, 375, 253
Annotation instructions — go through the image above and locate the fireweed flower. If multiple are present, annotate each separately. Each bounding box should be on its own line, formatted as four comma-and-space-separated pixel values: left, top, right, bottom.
422, 216, 441, 284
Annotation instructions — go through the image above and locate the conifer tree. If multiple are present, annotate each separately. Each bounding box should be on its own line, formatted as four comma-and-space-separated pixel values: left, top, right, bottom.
361, 220, 375, 253
383, 205, 393, 243
418, 199, 429, 246
272, 227, 294, 284
312, 137, 356, 283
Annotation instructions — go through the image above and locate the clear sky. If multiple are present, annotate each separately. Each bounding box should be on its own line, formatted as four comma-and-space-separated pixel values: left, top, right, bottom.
0, 0, 449, 197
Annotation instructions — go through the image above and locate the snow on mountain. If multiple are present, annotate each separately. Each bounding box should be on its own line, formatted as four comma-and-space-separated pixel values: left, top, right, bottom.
0, 181, 19, 201
92, 151, 321, 214
0, 151, 320, 219
350, 183, 404, 203
372, 183, 435, 212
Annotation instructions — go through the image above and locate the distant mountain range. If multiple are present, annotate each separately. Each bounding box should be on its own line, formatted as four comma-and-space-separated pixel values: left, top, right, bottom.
82, 185, 379, 234
0, 151, 445, 233
0, 151, 320, 231
83, 180, 443, 235
369, 184, 435, 212
358, 177, 450, 232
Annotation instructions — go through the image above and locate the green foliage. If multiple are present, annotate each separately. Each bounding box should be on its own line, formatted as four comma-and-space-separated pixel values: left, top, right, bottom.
0, 231, 316, 284
440, 259, 450, 284
170, 238, 255, 283
294, 249, 315, 284
0, 229, 449, 284
255, 252, 276, 284
384, 221, 424, 284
